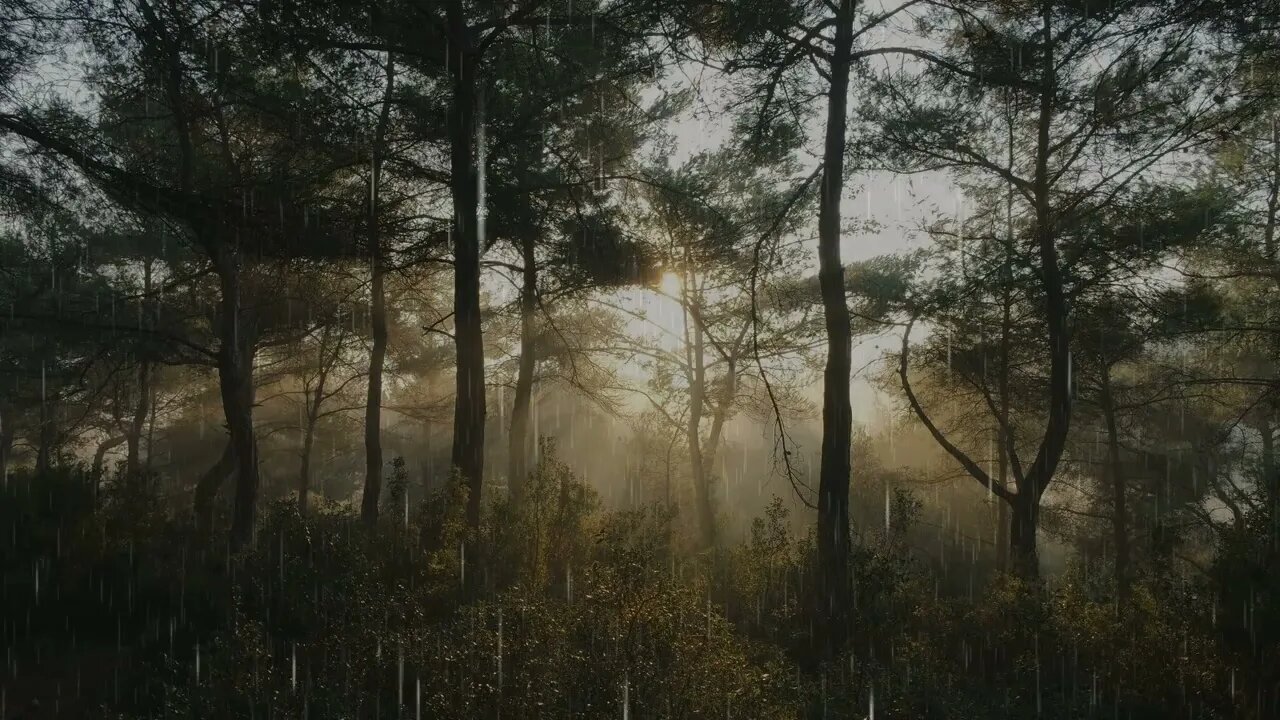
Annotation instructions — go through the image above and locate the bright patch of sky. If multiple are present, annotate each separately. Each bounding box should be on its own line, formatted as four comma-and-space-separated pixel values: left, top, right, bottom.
615, 53, 960, 424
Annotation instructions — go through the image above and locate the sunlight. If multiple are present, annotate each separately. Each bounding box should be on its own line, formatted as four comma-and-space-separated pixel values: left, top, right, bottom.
6, 3, 1262, 714
658, 270, 682, 297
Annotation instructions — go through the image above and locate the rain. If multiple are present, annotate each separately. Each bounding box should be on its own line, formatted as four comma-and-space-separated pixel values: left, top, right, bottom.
0, 0, 1276, 718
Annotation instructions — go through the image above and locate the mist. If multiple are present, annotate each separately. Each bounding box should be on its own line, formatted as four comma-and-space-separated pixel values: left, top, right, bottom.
1, 0, 1277, 716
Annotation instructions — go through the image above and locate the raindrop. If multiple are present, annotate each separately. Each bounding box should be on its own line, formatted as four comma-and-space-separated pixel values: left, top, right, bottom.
621, 670, 630, 720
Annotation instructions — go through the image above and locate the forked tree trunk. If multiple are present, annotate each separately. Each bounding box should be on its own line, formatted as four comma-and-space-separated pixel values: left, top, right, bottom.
1010, 0, 1072, 582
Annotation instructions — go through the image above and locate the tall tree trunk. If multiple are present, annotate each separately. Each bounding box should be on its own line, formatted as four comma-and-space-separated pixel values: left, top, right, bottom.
300, 337, 331, 517
683, 264, 717, 551
699, 358, 738, 547
126, 358, 151, 478
686, 373, 716, 550
144, 384, 156, 476
1263, 115, 1278, 262
93, 435, 127, 478
995, 420, 1011, 574
299, 420, 316, 516
35, 407, 54, 475
195, 440, 236, 536
995, 313, 1012, 574
0, 421, 13, 485
664, 429, 678, 508
446, 13, 487, 533
1260, 412, 1278, 556
127, 259, 153, 478
361, 56, 395, 526
815, 0, 855, 660
1009, 494, 1040, 577
215, 245, 259, 551
361, 231, 388, 525
995, 286, 1014, 574
1264, 116, 1279, 545
997, 113, 1015, 575
1012, 1, 1071, 581
35, 381, 55, 475
508, 233, 538, 500
1099, 363, 1129, 602
996, 496, 1010, 571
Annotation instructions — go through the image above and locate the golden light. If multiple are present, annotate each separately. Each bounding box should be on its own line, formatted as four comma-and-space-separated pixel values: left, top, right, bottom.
658, 270, 682, 297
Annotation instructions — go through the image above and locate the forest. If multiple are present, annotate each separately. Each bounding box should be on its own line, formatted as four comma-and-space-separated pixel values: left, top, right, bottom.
0, 0, 1277, 717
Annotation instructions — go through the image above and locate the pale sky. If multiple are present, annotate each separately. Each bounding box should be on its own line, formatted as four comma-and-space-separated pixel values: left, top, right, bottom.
639, 67, 958, 424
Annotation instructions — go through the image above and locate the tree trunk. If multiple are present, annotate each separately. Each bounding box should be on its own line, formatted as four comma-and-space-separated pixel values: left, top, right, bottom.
361, 241, 388, 524
214, 245, 260, 551
1260, 415, 1278, 551
300, 349, 329, 516
361, 56, 395, 526
996, 279, 1013, 574
696, 360, 737, 552
687, 406, 716, 551
508, 233, 538, 501
299, 418, 317, 517
815, 0, 855, 661
35, 427, 53, 474
94, 435, 127, 478
126, 358, 151, 478
144, 385, 156, 476
36, 396, 53, 475
0, 419, 13, 485
127, 259, 153, 479
1009, 493, 1040, 579
1262, 115, 1278, 261
1099, 364, 1129, 602
703, 361, 737, 492
446, 14, 487, 534
997, 94, 1015, 575
194, 441, 236, 536
1011, 1, 1071, 581
1265, 117, 1279, 545
683, 265, 717, 551
996, 499, 1010, 571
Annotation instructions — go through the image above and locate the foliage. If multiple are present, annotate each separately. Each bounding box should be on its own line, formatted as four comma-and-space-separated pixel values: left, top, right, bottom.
1, 0, 1277, 716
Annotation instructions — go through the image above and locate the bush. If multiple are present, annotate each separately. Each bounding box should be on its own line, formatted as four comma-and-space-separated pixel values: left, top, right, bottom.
6, 456, 1272, 719
137, 445, 791, 718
